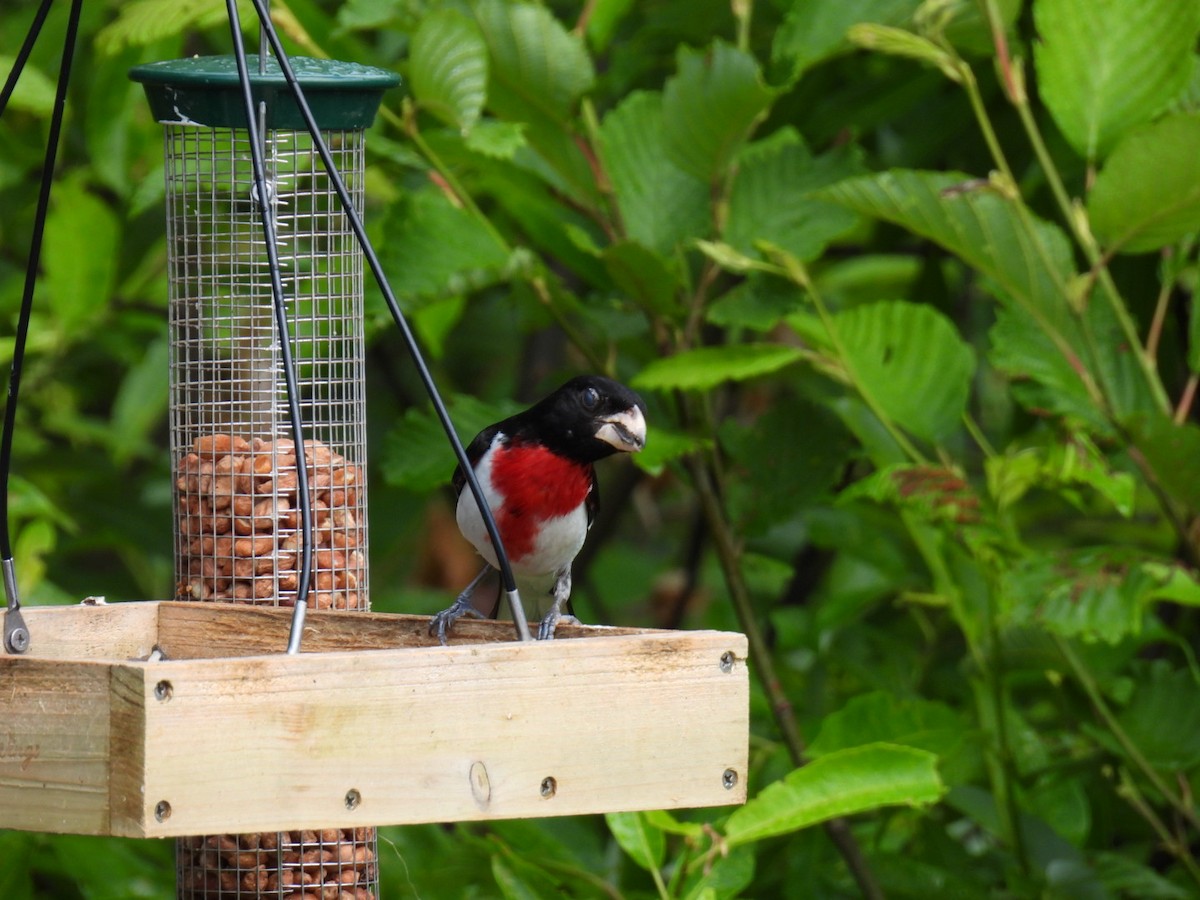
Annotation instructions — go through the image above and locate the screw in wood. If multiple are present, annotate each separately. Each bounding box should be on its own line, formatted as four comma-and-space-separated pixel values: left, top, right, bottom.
720, 651, 735, 673
722, 769, 738, 790
154, 680, 173, 701
539, 776, 557, 799
155, 800, 172, 821
345, 788, 361, 810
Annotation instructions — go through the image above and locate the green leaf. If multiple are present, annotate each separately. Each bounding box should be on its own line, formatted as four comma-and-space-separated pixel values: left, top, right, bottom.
833, 300, 975, 443
43, 175, 120, 337
720, 395, 855, 533
1115, 662, 1200, 770
1094, 852, 1196, 899
1125, 413, 1200, 513
464, 120, 527, 159
808, 691, 965, 760
999, 547, 1162, 643
847, 24, 961, 82
662, 41, 774, 182
987, 305, 1109, 433
632, 344, 803, 392
707, 276, 804, 332
473, 0, 597, 204
474, 0, 594, 124
96, 0, 250, 53
0, 56, 55, 115
821, 171, 1075, 333
602, 240, 682, 316
490, 856, 543, 900
772, 0, 918, 79
1088, 115, 1200, 254
822, 170, 1161, 420
410, 10, 488, 133
382, 394, 523, 492
632, 426, 708, 477
0, 832, 34, 900
1034, 0, 1200, 161
605, 811, 665, 872
109, 335, 169, 466
725, 743, 945, 845
984, 434, 1135, 516
378, 188, 510, 304
599, 91, 710, 255
682, 846, 755, 900
725, 129, 863, 264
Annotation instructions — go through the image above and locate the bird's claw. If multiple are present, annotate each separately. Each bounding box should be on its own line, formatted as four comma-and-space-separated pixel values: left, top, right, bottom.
429, 596, 484, 646
537, 610, 579, 641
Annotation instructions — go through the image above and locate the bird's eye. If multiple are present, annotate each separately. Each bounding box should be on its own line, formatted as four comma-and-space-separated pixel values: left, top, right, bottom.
581, 386, 600, 410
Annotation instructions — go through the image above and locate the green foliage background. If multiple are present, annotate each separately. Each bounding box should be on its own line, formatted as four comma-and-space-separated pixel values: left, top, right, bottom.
3, 0, 1200, 896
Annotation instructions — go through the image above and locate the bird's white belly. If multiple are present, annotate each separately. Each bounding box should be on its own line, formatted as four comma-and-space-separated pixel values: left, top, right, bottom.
456, 484, 587, 578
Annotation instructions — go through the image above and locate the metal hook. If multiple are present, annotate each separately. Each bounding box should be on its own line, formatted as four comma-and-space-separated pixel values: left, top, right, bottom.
3, 558, 29, 654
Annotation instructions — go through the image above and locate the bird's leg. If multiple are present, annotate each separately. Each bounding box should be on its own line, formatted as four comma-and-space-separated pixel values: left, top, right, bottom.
537, 568, 580, 640
430, 565, 493, 645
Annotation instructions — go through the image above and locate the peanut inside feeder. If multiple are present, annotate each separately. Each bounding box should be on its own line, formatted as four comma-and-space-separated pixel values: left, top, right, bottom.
175, 434, 364, 608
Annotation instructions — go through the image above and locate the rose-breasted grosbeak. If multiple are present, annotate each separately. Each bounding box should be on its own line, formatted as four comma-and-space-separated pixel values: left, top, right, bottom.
430, 375, 647, 643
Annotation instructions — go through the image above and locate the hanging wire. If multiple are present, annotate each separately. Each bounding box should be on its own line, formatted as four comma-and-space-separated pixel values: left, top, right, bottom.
224, 0, 315, 654
243, 0, 532, 641
0, 0, 54, 118
1, 0, 85, 654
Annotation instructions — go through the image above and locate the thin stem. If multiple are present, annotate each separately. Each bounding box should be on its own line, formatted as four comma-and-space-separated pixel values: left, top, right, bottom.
1056, 635, 1200, 831
980, 0, 1169, 414
400, 99, 510, 252
1175, 375, 1199, 425
1115, 768, 1200, 888
1146, 261, 1174, 360
528, 276, 610, 373
732, 0, 753, 53
684, 444, 884, 900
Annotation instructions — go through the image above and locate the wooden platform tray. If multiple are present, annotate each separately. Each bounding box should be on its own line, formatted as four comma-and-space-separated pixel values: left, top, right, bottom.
0, 601, 748, 838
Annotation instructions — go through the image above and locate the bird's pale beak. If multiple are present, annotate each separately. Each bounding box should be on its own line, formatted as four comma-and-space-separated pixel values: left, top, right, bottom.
596, 405, 647, 453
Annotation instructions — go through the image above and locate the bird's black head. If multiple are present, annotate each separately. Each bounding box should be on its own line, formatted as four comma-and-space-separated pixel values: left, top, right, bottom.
515, 375, 647, 463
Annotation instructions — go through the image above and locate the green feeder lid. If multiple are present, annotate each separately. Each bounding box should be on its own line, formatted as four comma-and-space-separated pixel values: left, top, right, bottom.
129, 56, 400, 130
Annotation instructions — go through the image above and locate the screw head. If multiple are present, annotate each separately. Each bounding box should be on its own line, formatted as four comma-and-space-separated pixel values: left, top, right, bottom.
719, 651, 735, 673
722, 769, 738, 790
6, 627, 29, 654
154, 800, 172, 822
345, 788, 361, 810
154, 680, 173, 702
539, 776, 557, 798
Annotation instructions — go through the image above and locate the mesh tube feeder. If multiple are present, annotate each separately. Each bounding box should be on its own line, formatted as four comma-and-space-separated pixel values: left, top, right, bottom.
131, 54, 397, 900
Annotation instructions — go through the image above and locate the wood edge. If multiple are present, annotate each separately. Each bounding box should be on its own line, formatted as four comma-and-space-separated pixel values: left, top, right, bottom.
107, 664, 148, 837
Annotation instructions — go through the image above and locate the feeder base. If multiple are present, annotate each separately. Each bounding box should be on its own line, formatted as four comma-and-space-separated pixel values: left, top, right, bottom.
0, 601, 748, 837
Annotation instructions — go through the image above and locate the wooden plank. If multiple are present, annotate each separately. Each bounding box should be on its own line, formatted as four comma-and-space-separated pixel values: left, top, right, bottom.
155, 601, 650, 658
0, 658, 113, 835
1, 601, 161, 661
136, 629, 749, 837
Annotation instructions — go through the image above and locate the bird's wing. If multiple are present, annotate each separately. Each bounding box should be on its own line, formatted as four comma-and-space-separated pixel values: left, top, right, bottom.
451, 422, 504, 496
585, 468, 600, 531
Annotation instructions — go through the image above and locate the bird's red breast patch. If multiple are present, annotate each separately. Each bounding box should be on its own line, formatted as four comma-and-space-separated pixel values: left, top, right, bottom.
487, 441, 592, 560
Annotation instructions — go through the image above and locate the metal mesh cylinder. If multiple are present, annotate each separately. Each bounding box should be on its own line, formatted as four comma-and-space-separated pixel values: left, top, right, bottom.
166, 124, 368, 611
157, 103, 381, 900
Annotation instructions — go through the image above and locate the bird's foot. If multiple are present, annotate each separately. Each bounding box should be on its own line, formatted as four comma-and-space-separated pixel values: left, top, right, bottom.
429, 596, 485, 645
537, 609, 580, 641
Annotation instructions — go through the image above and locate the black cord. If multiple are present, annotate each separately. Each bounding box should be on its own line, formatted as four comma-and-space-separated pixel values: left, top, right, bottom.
225, 0, 314, 653
244, 0, 531, 639
0, 0, 55, 119
1, 0, 83, 566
